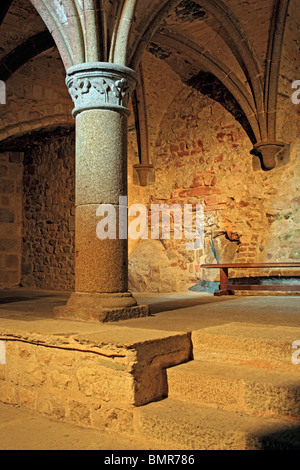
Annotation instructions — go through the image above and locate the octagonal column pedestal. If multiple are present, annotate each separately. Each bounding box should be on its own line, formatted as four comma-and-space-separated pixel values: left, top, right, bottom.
54, 63, 149, 323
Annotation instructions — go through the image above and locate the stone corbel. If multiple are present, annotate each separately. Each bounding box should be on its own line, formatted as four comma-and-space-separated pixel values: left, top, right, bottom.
133, 163, 155, 186
253, 141, 288, 170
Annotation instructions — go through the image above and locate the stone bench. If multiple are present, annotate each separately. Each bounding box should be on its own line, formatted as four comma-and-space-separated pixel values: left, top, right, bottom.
200, 263, 300, 296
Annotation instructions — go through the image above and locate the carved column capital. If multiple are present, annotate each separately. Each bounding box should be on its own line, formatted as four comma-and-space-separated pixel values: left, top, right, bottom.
66, 62, 138, 117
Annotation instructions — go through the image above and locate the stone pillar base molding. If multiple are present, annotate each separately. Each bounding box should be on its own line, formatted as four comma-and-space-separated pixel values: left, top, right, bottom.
54, 292, 149, 323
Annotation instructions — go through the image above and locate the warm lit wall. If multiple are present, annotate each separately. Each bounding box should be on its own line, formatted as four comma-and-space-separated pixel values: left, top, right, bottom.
0, 50, 73, 143
0, 48, 298, 292
127, 52, 300, 292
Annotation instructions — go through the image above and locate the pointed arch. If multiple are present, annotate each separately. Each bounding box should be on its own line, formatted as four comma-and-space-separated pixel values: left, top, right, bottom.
110, 0, 139, 65
0, 0, 13, 27
129, 0, 267, 143
0, 31, 55, 82
152, 30, 260, 143
129, 0, 182, 70
81, 0, 108, 62
29, 0, 85, 68
264, 0, 290, 140
197, 0, 265, 130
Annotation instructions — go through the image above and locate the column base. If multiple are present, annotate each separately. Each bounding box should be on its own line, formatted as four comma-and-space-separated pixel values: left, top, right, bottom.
54, 292, 150, 323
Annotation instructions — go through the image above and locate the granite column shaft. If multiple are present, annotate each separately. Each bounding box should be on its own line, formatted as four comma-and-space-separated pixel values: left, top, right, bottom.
54, 63, 149, 322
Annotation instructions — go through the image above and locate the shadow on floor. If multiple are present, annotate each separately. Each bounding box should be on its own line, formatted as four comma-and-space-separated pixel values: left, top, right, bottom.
0, 295, 55, 305
258, 423, 300, 450
0, 288, 70, 319
146, 294, 237, 315
0, 288, 69, 304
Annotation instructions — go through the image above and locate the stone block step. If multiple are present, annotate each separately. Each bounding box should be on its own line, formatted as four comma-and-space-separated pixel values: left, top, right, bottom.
167, 360, 300, 419
192, 322, 300, 371
134, 398, 300, 450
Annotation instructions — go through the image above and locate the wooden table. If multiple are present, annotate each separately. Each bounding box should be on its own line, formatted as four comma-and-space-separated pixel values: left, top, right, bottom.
200, 263, 300, 296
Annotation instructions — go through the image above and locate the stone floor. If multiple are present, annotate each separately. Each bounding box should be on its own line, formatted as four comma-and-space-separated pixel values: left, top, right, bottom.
0, 288, 299, 330
0, 288, 299, 450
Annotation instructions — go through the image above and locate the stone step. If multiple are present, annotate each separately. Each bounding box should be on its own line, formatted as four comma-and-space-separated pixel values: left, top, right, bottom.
192, 322, 300, 371
167, 360, 300, 419
134, 398, 300, 450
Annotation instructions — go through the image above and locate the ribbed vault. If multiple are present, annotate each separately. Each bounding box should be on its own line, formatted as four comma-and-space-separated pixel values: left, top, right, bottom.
0, 0, 297, 169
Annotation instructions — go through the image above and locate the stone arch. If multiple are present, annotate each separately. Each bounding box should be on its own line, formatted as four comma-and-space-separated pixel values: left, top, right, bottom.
28, 0, 121, 66
150, 30, 259, 144
198, 0, 266, 141
0, 0, 260, 148
0, 1, 13, 26
129, 0, 264, 142
264, 0, 290, 141
274, 0, 298, 144
28, 0, 81, 68
129, 0, 183, 70
0, 31, 55, 82
109, 0, 139, 65
26, 0, 147, 67
0, 1, 74, 142
0, 1, 113, 78
128, 0, 292, 169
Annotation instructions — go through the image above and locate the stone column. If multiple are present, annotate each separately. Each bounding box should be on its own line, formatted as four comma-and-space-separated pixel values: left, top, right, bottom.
54, 63, 149, 323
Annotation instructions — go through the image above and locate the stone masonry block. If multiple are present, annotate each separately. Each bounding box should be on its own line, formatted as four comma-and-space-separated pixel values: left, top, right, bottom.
0, 180, 14, 194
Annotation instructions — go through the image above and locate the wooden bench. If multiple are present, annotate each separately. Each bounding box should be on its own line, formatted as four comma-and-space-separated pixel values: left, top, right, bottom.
200, 263, 300, 296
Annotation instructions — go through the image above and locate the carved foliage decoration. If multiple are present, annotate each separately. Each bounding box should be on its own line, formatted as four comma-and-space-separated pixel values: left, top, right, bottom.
66, 66, 136, 116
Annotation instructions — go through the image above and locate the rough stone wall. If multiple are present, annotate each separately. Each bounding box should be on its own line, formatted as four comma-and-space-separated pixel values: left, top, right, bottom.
0, 50, 73, 143
259, 143, 300, 263
128, 52, 300, 292
0, 31, 74, 291
0, 152, 23, 288
21, 131, 75, 291
0, 46, 298, 293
